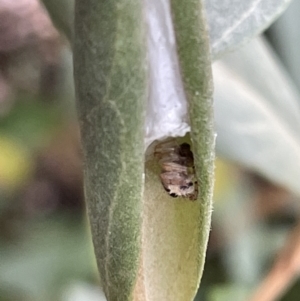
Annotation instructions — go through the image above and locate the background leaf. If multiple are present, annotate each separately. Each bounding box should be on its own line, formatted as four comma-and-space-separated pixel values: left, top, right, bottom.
214, 36, 300, 195
42, 0, 74, 41
268, 0, 300, 90
206, 0, 292, 59
0, 218, 96, 301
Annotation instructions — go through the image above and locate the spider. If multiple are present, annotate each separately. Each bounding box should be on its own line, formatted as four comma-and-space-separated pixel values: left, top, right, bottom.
154, 139, 198, 201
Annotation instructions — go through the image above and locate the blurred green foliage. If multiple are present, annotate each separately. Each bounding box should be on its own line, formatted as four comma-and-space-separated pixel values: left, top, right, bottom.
1, 0, 300, 301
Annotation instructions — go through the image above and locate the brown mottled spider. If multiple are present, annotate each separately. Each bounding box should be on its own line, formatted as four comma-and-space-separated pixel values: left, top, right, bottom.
154, 139, 198, 201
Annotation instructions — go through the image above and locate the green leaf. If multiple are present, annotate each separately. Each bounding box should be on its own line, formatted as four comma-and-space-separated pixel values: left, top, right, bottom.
137, 157, 211, 301
73, 1, 147, 300
171, 0, 215, 295
74, 0, 214, 300
133, 1, 215, 301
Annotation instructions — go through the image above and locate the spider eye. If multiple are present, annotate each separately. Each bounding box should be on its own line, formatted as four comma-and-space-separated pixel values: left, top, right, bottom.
169, 193, 178, 198
180, 143, 190, 149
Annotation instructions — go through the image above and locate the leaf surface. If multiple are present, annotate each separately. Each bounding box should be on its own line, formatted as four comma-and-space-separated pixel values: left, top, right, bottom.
74, 1, 147, 300
214, 37, 300, 195
133, 1, 215, 300
206, 0, 292, 58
